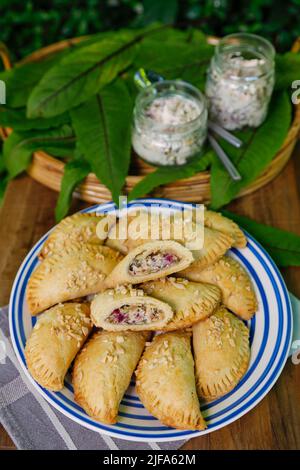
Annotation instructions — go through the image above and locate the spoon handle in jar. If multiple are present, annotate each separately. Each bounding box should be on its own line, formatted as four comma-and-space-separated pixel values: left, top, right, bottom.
208, 121, 243, 148
208, 134, 242, 181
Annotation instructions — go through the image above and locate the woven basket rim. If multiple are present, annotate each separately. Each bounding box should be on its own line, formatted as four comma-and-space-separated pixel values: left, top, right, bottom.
1, 33, 300, 202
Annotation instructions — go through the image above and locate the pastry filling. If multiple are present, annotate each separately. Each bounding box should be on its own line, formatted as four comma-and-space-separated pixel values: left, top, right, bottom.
129, 251, 179, 276
107, 304, 163, 325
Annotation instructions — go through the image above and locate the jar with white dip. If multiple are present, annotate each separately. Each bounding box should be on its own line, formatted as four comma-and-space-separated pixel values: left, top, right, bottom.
205, 33, 275, 130
132, 80, 208, 166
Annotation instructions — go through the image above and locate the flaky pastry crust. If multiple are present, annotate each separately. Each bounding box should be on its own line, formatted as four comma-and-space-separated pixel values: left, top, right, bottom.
180, 255, 257, 320
73, 330, 148, 424
193, 305, 250, 400
142, 277, 220, 330
136, 331, 206, 430
27, 243, 122, 315
25, 302, 92, 391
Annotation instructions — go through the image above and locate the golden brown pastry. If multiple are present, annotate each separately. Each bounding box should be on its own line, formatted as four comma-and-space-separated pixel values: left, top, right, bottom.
186, 227, 233, 271
91, 286, 173, 331
106, 210, 204, 254
39, 212, 114, 259
193, 305, 250, 401
204, 210, 247, 248
142, 277, 220, 331
73, 330, 148, 424
136, 331, 206, 430
25, 302, 92, 391
105, 240, 193, 288
180, 255, 257, 320
27, 243, 123, 315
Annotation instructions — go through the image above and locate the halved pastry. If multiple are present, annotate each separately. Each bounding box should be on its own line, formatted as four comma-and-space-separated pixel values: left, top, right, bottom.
25, 302, 92, 391
73, 330, 148, 424
180, 255, 257, 320
184, 227, 233, 271
193, 305, 250, 401
105, 240, 193, 288
136, 331, 206, 430
142, 277, 220, 331
204, 210, 247, 248
91, 286, 173, 331
27, 243, 123, 315
39, 212, 114, 259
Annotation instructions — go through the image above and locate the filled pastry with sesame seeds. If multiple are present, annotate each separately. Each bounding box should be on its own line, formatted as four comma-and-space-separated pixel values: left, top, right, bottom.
185, 226, 234, 271
179, 255, 257, 320
39, 212, 114, 260
73, 330, 148, 424
25, 302, 92, 391
27, 243, 123, 315
91, 286, 174, 331
193, 305, 250, 401
142, 277, 221, 331
136, 330, 206, 431
203, 210, 247, 248
105, 240, 193, 288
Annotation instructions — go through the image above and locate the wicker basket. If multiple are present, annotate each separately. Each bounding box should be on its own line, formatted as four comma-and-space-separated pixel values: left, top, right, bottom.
1, 36, 300, 204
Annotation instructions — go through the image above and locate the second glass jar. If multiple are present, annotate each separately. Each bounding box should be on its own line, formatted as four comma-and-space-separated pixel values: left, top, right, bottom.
205, 33, 275, 130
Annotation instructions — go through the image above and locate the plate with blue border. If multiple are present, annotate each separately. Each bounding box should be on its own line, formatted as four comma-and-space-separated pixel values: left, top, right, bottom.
9, 198, 293, 442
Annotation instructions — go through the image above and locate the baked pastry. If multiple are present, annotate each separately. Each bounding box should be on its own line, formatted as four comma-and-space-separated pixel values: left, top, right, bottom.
27, 243, 123, 315
186, 227, 233, 271
39, 212, 114, 259
73, 330, 148, 424
136, 331, 206, 430
25, 302, 92, 391
105, 240, 193, 288
180, 255, 257, 320
193, 305, 250, 401
204, 210, 247, 248
106, 210, 204, 253
142, 277, 220, 331
91, 286, 173, 331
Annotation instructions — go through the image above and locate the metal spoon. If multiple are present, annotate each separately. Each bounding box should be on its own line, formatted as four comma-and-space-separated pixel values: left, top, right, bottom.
134, 68, 242, 181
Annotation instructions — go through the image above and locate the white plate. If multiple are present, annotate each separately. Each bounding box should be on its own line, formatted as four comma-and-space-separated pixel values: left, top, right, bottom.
9, 198, 293, 442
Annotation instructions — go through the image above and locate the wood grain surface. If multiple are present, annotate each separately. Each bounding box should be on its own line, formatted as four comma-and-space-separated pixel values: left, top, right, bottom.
0, 144, 299, 450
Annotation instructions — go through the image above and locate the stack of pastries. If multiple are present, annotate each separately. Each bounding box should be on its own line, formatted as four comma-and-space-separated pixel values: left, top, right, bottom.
25, 209, 257, 430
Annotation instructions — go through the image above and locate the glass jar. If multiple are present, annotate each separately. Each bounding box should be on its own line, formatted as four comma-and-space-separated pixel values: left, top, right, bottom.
132, 80, 208, 166
205, 33, 275, 130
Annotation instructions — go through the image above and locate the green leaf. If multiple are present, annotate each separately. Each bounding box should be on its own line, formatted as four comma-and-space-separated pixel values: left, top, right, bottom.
27, 26, 168, 119
3, 125, 75, 178
0, 151, 5, 174
134, 38, 213, 84
70, 79, 133, 204
128, 150, 212, 201
222, 210, 300, 267
275, 52, 300, 90
27, 34, 138, 118
210, 91, 291, 210
0, 106, 70, 130
0, 173, 8, 206
55, 157, 90, 222
0, 52, 66, 108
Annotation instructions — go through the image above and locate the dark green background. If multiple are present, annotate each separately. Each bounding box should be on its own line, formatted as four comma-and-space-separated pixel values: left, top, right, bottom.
0, 0, 299, 63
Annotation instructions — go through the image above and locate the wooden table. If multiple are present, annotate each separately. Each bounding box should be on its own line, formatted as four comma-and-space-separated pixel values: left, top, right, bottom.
0, 144, 299, 450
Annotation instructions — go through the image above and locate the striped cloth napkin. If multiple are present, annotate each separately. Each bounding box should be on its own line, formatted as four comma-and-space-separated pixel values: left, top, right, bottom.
0, 306, 187, 450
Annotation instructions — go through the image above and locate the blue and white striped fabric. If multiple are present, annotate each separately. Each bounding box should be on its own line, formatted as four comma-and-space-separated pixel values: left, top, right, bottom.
5, 199, 294, 445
